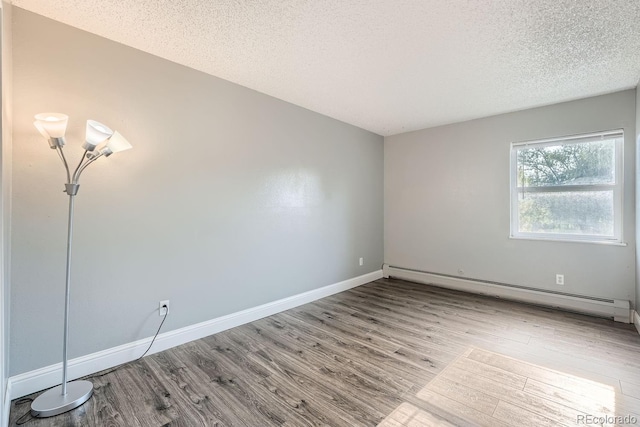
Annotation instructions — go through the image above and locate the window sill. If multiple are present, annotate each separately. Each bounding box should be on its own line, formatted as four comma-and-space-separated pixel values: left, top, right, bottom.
509, 235, 627, 247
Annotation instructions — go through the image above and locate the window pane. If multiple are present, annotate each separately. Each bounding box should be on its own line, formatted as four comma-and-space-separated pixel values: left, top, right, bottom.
518, 191, 614, 236
517, 140, 616, 188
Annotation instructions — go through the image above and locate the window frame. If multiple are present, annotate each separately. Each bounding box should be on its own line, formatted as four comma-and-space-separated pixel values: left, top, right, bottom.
509, 129, 624, 245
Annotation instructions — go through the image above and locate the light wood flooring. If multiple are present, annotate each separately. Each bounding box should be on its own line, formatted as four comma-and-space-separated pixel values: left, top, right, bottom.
9, 278, 640, 426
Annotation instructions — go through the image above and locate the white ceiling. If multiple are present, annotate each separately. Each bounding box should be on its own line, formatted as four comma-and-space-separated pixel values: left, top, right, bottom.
12, 0, 640, 136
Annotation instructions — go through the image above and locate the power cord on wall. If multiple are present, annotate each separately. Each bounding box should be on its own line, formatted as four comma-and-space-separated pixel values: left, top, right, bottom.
14, 306, 169, 425
92, 305, 169, 377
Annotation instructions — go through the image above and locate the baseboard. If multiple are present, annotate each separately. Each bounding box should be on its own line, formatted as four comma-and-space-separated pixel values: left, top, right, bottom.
2, 379, 10, 427
383, 265, 631, 323
8, 270, 383, 400
634, 311, 640, 336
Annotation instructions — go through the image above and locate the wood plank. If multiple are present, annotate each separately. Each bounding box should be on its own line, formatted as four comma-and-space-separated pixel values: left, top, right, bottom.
248, 348, 387, 426
466, 347, 622, 393
346, 286, 534, 343
249, 317, 405, 413
373, 279, 636, 340
108, 361, 177, 426
327, 290, 534, 345
318, 298, 528, 358
452, 355, 527, 389
524, 378, 640, 419
439, 365, 524, 397
492, 400, 567, 427
377, 417, 405, 427
422, 376, 499, 415
438, 354, 589, 426
377, 402, 456, 427
282, 310, 441, 386
412, 388, 510, 427
146, 348, 263, 426
477, 340, 627, 394
621, 381, 640, 400
260, 373, 352, 426
270, 313, 416, 394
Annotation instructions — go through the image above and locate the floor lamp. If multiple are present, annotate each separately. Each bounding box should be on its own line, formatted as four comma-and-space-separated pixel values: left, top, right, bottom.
30, 113, 132, 418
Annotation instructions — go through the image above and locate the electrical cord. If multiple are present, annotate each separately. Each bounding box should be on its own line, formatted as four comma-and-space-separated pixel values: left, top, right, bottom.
83, 308, 168, 379
138, 309, 168, 360
13, 308, 168, 425
14, 399, 34, 425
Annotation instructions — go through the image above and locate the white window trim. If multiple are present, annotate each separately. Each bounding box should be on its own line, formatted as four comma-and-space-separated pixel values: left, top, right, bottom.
509, 130, 624, 245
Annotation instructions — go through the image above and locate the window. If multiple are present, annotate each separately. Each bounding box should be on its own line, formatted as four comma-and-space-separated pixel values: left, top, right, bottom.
510, 130, 623, 244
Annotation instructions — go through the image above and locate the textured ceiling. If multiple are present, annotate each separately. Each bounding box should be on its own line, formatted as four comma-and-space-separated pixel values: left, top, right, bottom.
12, 0, 640, 136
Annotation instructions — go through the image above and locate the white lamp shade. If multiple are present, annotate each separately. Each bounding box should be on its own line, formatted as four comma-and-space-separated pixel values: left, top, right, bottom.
34, 113, 68, 138
106, 131, 132, 154
85, 120, 113, 149
33, 121, 50, 139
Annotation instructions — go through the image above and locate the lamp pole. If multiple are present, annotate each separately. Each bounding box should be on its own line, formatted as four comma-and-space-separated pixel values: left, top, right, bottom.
61, 180, 84, 395
61, 187, 75, 396
30, 114, 132, 418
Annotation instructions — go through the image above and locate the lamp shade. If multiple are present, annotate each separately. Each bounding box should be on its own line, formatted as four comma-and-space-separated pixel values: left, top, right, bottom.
33, 121, 50, 139
34, 113, 69, 138
105, 131, 132, 154
84, 120, 113, 150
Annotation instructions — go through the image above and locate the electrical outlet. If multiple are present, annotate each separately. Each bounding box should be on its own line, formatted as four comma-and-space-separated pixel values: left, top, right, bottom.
359, 257, 364, 266
556, 274, 564, 286
159, 300, 170, 316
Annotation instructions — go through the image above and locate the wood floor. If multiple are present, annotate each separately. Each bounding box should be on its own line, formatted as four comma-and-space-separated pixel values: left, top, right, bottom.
9, 278, 640, 426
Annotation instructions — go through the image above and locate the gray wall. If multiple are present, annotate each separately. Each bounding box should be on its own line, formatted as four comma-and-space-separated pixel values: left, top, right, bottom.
1, 0, 11, 409
636, 84, 640, 312
385, 90, 636, 304
10, 9, 383, 376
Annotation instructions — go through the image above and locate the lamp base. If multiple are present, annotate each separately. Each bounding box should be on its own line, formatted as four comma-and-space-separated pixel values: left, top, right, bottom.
31, 380, 93, 418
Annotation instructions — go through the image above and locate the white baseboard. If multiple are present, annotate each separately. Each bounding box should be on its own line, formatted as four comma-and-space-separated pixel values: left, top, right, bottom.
634, 311, 640, 336
383, 265, 631, 323
8, 270, 382, 400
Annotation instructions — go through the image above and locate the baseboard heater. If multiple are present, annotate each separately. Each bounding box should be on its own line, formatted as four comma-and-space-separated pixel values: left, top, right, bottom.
382, 264, 631, 323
